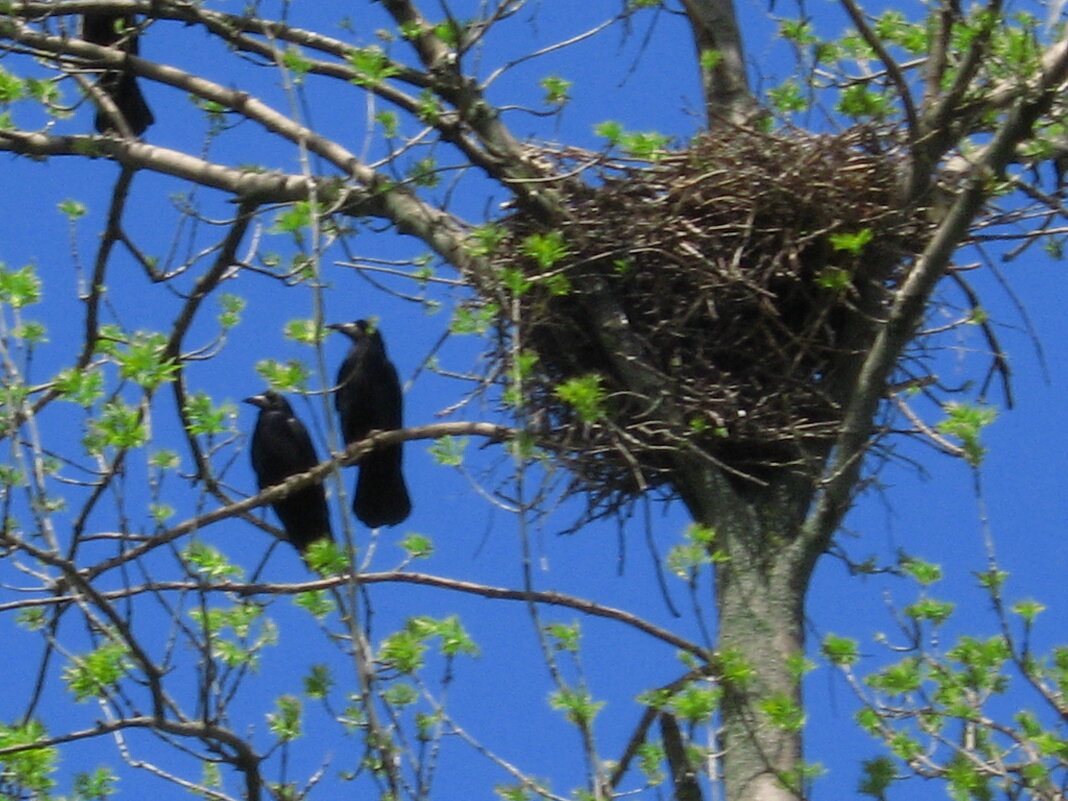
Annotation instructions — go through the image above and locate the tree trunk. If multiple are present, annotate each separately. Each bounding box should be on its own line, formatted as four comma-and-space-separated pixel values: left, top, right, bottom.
677, 462, 817, 801
716, 532, 808, 801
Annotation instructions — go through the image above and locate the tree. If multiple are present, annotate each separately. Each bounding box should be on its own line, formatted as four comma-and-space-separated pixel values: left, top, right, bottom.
0, 1, 1065, 800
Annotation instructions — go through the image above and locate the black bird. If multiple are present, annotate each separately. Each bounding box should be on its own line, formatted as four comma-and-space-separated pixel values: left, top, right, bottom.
328, 320, 412, 528
244, 391, 333, 552
82, 13, 154, 136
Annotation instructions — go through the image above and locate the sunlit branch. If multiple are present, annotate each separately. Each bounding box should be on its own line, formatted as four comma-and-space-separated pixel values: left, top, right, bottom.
59, 421, 510, 580
0, 567, 706, 658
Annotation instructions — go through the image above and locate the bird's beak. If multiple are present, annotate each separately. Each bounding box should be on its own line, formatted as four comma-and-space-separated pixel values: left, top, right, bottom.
327, 321, 361, 337
243, 394, 268, 408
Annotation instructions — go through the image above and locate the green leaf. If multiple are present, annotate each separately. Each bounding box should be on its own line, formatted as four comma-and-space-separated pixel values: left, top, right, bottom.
837, 84, 892, 120
189, 602, 275, 670
814, 266, 851, 291
829, 227, 874, 254
431, 19, 463, 47
418, 615, 478, 657
539, 74, 572, 106
254, 359, 311, 391
58, 199, 87, 219
718, 648, 755, 687
267, 695, 302, 742
383, 682, 418, 707
937, 403, 997, 466
450, 303, 497, 334
867, 657, 922, 695
888, 732, 921, 761
283, 318, 326, 345
304, 539, 348, 576
668, 682, 720, 723
13, 320, 46, 343
904, 597, 955, 625
303, 664, 333, 699
294, 589, 336, 618
946, 636, 1010, 687
787, 651, 815, 679
16, 607, 46, 631
855, 706, 880, 734
407, 156, 440, 188
545, 622, 581, 653
149, 503, 175, 524
466, 224, 506, 257
379, 627, 429, 674
699, 48, 723, 70
54, 368, 104, 406
64, 640, 132, 701
873, 10, 929, 54
495, 783, 534, 801
779, 18, 817, 45
183, 392, 234, 436
347, 46, 401, 87
281, 47, 312, 81
73, 765, 118, 800
115, 331, 179, 389
554, 374, 606, 423
400, 532, 434, 559
418, 710, 440, 742
549, 685, 604, 727
1012, 598, 1045, 622
215, 292, 244, 328
375, 110, 399, 137
760, 696, 803, 734
976, 567, 1008, 591
594, 120, 624, 144
901, 557, 942, 586
636, 740, 666, 785
0, 720, 57, 793
0, 263, 41, 307
520, 231, 570, 269
271, 201, 320, 235
542, 272, 571, 296
84, 401, 148, 453
429, 435, 467, 466
618, 130, 670, 160
0, 66, 25, 102
415, 88, 442, 124
945, 752, 992, 801
768, 79, 809, 113
666, 524, 719, 577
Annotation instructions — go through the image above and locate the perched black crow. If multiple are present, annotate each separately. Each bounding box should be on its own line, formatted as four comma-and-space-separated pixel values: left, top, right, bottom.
82, 13, 154, 136
328, 320, 412, 528
244, 391, 332, 552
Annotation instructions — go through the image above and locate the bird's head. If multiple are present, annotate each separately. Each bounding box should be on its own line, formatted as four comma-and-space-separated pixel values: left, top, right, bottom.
327, 319, 373, 341
243, 390, 291, 413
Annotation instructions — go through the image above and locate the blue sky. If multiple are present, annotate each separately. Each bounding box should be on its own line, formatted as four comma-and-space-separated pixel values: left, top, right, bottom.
0, 1, 1066, 799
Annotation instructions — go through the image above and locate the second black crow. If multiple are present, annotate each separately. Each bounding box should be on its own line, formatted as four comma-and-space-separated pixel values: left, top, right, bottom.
82, 13, 154, 136
328, 320, 412, 528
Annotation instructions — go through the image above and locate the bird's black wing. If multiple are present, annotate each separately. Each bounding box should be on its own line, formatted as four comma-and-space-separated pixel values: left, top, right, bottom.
335, 341, 402, 443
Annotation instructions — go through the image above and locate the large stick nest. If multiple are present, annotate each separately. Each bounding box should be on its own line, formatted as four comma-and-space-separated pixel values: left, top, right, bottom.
474, 127, 928, 507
